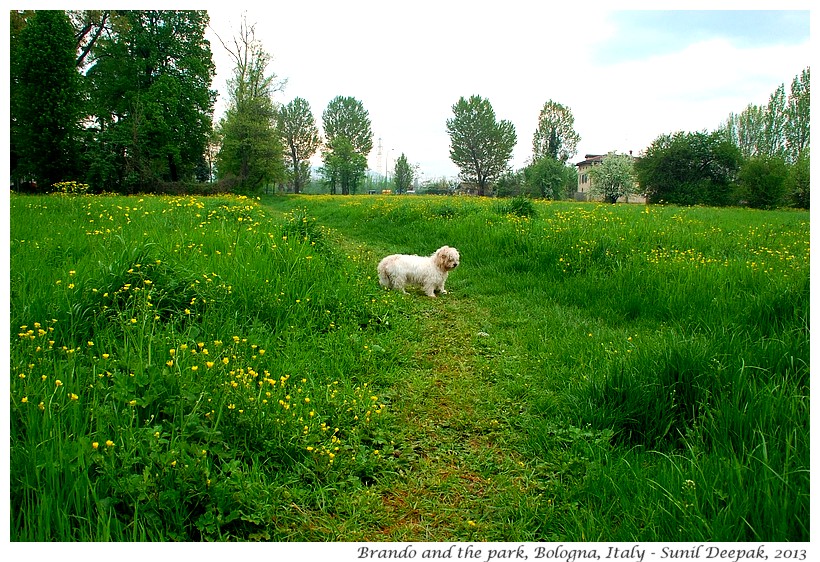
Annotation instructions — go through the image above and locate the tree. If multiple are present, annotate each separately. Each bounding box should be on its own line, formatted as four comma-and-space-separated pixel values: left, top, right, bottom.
723, 68, 810, 164
587, 152, 637, 204
761, 83, 788, 160
724, 103, 765, 159
69, 10, 112, 70
85, 10, 216, 192
738, 156, 789, 209
393, 153, 414, 194
11, 10, 83, 189
278, 97, 320, 193
785, 67, 810, 164
634, 130, 742, 206
214, 16, 284, 192
786, 150, 810, 209
446, 95, 517, 196
322, 96, 373, 156
524, 157, 576, 200
532, 100, 581, 163
321, 137, 367, 195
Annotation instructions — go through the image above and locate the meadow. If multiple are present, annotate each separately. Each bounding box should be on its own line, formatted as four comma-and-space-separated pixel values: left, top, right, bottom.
9, 193, 809, 541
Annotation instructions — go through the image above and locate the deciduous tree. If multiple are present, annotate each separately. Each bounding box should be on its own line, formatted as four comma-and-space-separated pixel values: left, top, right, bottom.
322, 96, 373, 156
321, 137, 367, 195
588, 152, 637, 204
446, 95, 517, 196
634, 130, 742, 206
278, 97, 320, 193
532, 100, 581, 163
214, 16, 284, 192
85, 10, 216, 192
11, 10, 83, 189
524, 157, 576, 200
785, 67, 810, 164
393, 153, 414, 194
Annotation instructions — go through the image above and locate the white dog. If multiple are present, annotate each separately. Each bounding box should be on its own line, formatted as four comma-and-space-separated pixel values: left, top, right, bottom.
377, 246, 460, 297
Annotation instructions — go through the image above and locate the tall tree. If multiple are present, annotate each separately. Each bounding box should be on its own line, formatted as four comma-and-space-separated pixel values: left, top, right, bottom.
532, 100, 581, 163
11, 10, 83, 189
446, 95, 517, 196
393, 153, 414, 194
762, 83, 788, 160
278, 97, 321, 193
588, 152, 637, 204
785, 67, 810, 164
214, 16, 284, 192
322, 96, 373, 156
724, 103, 765, 159
85, 10, 216, 192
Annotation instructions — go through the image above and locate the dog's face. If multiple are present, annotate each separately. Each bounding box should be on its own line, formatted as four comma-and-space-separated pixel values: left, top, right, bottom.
434, 246, 460, 271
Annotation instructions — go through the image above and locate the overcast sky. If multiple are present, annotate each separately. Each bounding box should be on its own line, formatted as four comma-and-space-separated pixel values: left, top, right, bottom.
203, 2, 811, 180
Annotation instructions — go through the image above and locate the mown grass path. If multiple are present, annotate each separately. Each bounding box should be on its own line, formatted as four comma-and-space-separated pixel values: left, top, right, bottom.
363, 296, 528, 540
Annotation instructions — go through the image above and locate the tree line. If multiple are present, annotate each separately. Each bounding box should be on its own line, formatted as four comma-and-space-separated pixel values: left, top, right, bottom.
10, 10, 810, 208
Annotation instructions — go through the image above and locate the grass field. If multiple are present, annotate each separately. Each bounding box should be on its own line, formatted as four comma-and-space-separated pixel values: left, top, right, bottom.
9, 193, 809, 541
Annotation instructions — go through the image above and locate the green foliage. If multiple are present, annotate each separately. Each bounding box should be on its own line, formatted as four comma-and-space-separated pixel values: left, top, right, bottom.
784, 67, 810, 163
215, 17, 284, 193
85, 11, 216, 192
722, 66, 809, 165
278, 97, 321, 193
11, 10, 83, 187
322, 96, 373, 156
496, 195, 536, 218
785, 150, 810, 209
446, 95, 517, 196
321, 137, 368, 195
738, 155, 789, 209
587, 152, 637, 204
392, 153, 414, 194
635, 130, 742, 206
524, 156, 576, 199
532, 100, 581, 163
217, 97, 285, 193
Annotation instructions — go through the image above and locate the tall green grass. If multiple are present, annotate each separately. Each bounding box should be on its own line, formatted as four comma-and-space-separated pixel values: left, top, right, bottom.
10, 194, 402, 540
10, 193, 809, 541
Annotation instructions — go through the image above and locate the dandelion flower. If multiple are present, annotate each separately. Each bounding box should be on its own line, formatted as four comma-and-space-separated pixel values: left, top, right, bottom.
92, 442, 99, 450
55, 379, 63, 387
105, 440, 114, 447
21, 396, 28, 403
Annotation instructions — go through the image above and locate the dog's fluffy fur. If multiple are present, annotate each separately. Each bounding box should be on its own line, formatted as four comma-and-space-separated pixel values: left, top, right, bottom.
377, 246, 460, 297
